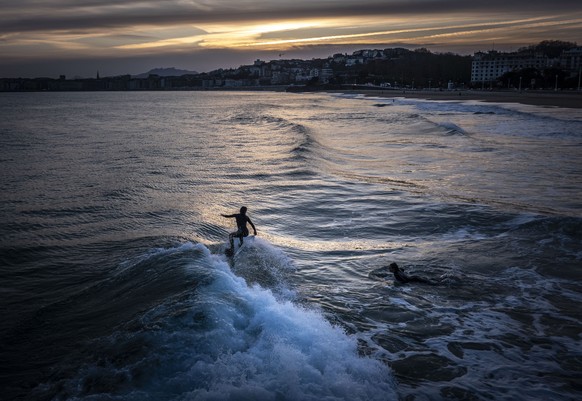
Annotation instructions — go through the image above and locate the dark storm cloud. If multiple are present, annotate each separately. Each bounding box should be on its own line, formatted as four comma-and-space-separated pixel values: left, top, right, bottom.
1, 0, 580, 34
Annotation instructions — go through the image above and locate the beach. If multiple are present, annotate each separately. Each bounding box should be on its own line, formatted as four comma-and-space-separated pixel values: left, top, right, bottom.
340, 89, 582, 108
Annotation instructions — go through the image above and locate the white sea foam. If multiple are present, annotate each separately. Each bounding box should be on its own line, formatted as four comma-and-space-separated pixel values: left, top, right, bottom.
60, 243, 397, 401
177, 248, 396, 400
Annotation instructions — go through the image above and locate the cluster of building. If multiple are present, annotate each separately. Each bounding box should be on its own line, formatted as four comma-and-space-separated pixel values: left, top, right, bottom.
199, 59, 333, 88
158, 49, 400, 89
0, 48, 439, 92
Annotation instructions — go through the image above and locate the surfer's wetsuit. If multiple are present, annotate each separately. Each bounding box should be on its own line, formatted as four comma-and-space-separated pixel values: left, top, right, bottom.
233, 214, 250, 237
389, 262, 431, 284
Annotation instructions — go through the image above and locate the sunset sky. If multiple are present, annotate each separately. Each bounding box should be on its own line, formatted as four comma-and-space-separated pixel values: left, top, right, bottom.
1, 0, 581, 78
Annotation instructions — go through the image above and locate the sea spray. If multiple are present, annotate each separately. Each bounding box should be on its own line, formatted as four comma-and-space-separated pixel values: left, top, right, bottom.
38, 242, 397, 401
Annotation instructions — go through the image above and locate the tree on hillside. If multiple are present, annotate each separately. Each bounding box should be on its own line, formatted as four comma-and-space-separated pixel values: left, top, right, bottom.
542, 67, 569, 89
354, 48, 471, 88
499, 68, 542, 89
518, 40, 578, 58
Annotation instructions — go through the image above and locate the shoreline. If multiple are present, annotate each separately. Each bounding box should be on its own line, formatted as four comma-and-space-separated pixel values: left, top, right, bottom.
2, 86, 581, 109
332, 89, 582, 109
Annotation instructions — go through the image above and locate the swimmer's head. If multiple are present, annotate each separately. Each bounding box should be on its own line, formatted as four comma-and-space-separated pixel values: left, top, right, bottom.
240, 206, 247, 214
388, 262, 399, 272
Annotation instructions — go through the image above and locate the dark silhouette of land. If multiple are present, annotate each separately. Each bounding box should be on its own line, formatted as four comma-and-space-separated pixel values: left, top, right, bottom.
2, 41, 580, 108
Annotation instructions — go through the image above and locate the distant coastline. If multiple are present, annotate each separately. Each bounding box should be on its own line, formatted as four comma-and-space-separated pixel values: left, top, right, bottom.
3, 42, 581, 97
1, 81, 580, 108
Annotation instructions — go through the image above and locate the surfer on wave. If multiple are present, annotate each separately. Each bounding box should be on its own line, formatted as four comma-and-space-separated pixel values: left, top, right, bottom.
221, 206, 257, 256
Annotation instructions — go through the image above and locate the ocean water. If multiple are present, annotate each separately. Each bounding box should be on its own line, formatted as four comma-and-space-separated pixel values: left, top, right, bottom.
0, 91, 581, 401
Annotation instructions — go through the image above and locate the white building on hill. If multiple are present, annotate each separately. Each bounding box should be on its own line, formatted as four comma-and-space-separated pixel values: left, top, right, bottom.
471, 51, 552, 84
471, 48, 582, 85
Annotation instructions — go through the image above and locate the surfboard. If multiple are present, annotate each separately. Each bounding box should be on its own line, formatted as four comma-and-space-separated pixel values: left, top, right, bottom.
225, 235, 255, 257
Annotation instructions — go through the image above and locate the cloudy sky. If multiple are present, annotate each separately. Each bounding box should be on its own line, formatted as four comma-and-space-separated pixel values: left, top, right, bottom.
1, 0, 581, 78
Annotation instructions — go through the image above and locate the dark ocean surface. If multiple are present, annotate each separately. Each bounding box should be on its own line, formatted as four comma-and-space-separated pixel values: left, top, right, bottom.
1, 91, 581, 400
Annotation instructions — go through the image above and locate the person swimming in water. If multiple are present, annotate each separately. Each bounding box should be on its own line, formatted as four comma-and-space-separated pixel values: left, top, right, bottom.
388, 262, 432, 284
221, 206, 257, 255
